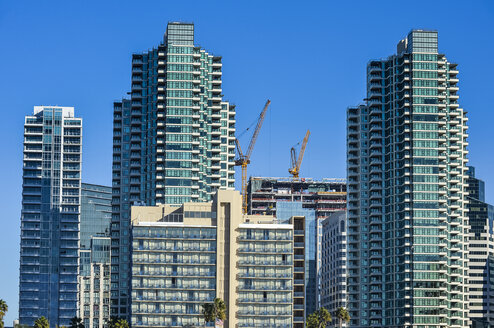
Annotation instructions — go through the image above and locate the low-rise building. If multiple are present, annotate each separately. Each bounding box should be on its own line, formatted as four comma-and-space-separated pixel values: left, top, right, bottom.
130, 190, 293, 328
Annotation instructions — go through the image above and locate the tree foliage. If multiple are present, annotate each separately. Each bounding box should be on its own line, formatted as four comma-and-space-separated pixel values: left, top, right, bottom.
0, 299, 7, 328
34, 316, 49, 328
306, 307, 332, 328
69, 317, 84, 328
202, 298, 226, 324
107, 316, 129, 328
335, 307, 350, 327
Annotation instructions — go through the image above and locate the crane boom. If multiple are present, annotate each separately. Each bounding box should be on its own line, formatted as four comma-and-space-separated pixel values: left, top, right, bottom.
246, 100, 271, 160
297, 130, 310, 170
235, 99, 271, 214
289, 129, 310, 178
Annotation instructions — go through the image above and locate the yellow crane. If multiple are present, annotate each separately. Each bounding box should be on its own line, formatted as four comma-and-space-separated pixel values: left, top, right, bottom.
289, 129, 310, 178
235, 99, 271, 214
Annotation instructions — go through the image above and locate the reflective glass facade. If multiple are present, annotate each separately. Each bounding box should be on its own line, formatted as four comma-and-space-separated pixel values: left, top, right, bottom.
20, 106, 82, 327
111, 22, 236, 316
347, 30, 470, 327
80, 183, 111, 249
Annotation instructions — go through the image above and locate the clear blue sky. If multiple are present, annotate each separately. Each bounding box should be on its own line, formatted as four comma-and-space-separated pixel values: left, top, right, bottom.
1, 0, 494, 323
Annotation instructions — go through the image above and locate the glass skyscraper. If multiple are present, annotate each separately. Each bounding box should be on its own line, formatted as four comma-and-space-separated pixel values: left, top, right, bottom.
111, 22, 236, 316
347, 30, 470, 327
20, 106, 82, 327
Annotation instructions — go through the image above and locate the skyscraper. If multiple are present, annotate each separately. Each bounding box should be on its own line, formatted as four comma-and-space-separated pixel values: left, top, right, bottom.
111, 22, 236, 316
466, 167, 494, 327
20, 106, 82, 327
347, 30, 470, 327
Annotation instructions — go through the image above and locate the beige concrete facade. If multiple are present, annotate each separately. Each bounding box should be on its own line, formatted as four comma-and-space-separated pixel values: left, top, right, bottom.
130, 190, 293, 328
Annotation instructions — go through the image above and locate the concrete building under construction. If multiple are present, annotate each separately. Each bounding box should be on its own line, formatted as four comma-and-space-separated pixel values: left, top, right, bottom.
246, 177, 347, 220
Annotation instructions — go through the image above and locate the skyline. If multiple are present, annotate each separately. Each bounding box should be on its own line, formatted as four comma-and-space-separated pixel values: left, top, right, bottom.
1, 0, 494, 323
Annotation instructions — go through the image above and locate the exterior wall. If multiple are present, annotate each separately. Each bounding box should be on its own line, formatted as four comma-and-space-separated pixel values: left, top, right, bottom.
131, 222, 217, 327
292, 217, 307, 328
347, 30, 470, 327
236, 223, 293, 328
111, 22, 236, 317
79, 184, 112, 328
78, 237, 111, 328
129, 190, 293, 328
466, 167, 494, 327
20, 106, 81, 327
80, 183, 111, 249
276, 202, 318, 323
321, 212, 347, 317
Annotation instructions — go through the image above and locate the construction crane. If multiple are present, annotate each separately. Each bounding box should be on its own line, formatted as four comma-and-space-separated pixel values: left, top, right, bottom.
289, 129, 310, 178
235, 99, 271, 214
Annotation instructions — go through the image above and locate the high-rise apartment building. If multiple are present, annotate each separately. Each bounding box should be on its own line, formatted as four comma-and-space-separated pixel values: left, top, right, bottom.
129, 190, 293, 328
20, 106, 82, 327
347, 30, 470, 327
111, 22, 236, 316
79, 183, 112, 328
320, 212, 347, 316
466, 167, 494, 327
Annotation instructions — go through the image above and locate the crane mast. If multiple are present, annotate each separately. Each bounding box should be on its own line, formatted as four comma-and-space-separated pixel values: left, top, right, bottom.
235, 99, 271, 214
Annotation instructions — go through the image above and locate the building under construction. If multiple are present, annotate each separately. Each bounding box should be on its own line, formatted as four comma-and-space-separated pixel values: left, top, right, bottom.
246, 177, 347, 219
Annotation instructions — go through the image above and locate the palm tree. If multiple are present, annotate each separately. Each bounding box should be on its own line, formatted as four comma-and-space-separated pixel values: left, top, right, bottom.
107, 316, 129, 328
69, 317, 84, 328
335, 307, 350, 328
306, 307, 332, 328
202, 298, 226, 327
0, 299, 8, 328
33, 316, 49, 328
114, 319, 129, 328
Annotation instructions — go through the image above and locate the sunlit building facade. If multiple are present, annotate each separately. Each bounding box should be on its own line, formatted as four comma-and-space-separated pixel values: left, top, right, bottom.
130, 190, 293, 328
111, 22, 236, 316
347, 30, 470, 327
20, 106, 82, 327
